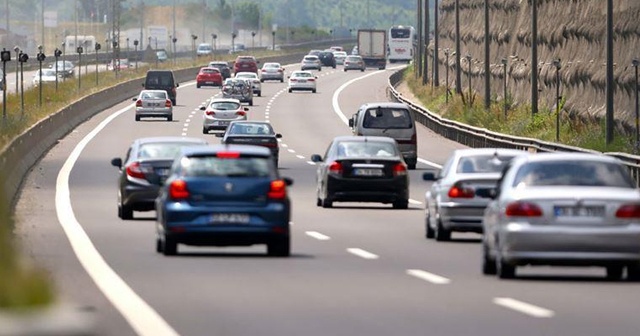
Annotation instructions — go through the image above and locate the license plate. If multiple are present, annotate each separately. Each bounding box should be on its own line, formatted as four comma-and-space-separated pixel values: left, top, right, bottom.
205, 81, 214, 84
298, 79, 307, 83
554, 206, 605, 217
147, 102, 161, 107
210, 213, 250, 224
213, 121, 229, 126
353, 168, 383, 176
156, 168, 170, 176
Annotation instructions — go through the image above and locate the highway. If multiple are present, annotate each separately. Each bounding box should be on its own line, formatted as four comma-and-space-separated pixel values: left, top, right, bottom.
12, 61, 640, 336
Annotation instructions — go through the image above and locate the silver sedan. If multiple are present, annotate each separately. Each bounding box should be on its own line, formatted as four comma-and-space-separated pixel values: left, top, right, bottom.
423, 148, 527, 241
201, 98, 248, 134
133, 90, 173, 121
480, 152, 640, 280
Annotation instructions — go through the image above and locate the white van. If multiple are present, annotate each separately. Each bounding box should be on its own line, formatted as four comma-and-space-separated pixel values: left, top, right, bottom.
349, 102, 417, 169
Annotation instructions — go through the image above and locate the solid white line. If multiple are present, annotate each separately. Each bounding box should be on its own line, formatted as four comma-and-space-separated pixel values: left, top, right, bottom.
296, 155, 305, 159
287, 149, 296, 153
418, 158, 442, 169
281, 143, 288, 147
493, 297, 555, 318
306, 161, 316, 165
406, 269, 451, 285
55, 104, 180, 336
347, 248, 379, 260
305, 231, 331, 241
409, 199, 422, 205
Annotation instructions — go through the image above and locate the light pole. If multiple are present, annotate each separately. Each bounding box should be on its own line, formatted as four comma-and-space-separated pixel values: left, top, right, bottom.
53, 48, 61, 91
531, 0, 539, 116
271, 31, 276, 51
212, 34, 217, 60
454, 0, 461, 94
112, 40, 119, 78
1, 49, 10, 124
172, 36, 177, 65
95, 42, 101, 86
501, 58, 508, 119
191, 34, 197, 61
251, 31, 256, 49
553, 59, 561, 142
13, 46, 19, 93
76, 45, 83, 90
133, 39, 138, 70
445, 48, 450, 104
231, 32, 237, 53
633, 58, 639, 149
126, 38, 130, 61
465, 54, 472, 103
18, 51, 27, 115
61, 41, 66, 82
37, 45, 45, 107
605, 0, 614, 144
484, 0, 490, 110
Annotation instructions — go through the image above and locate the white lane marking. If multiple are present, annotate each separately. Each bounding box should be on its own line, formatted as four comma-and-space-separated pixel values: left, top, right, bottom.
332, 67, 443, 170
55, 104, 180, 336
493, 297, 555, 318
306, 161, 316, 165
305, 231, 331, 241
406, 269, 451, 285
287, 149, 296, 153
296, 155, 305, 159
347, 248, 379, 260
409, 199, 422, 205
281, 143, 288, 147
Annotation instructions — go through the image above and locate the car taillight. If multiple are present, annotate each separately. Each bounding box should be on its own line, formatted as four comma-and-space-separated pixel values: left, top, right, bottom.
206, 110, 215, 116
329, 161, 343, 176
236, 110, 246, 116
268, 180, 287, 199
505, 202, 543, 217
135, 100, 142, 107
615, 204, 640, 218
217, 151, 241, 158
290, 78, 297, 82
165, 99, 172, 107
308, 78, 315, 82
393, 163, 407, 176
125, 162, 147, 179
448, 184, 475, 198
169, 180, 190, 200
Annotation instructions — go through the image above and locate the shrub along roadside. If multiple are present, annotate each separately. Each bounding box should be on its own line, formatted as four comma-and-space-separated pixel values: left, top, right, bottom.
404, 67, 634, 153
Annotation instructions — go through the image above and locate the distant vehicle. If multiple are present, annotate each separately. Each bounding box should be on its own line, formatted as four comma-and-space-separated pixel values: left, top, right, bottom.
110, 136, 208, 220
221, 78, 254, 106
233, 55, 258, 74
222, 121, 282, 167
311, 136, 409, 209
422, 148, 528, 241
343, 55, 365, 72
132, 90, 173, 122
155, 50, 168, 62
235, 72, 262, 96
228, 43, 246, 54
329, 46, 344, 52
208, 61, 231, 79
196, 43, 213, 57
333, 51, 348, 65
260, 62, 285, 82
318, 51, 337, 68
155, 145, 293, 256
266, 44, 281, 51
351, 45, 359, 55
357, 29, 387, 69
201, 98, 249, 134
300, 55, 322, 71
108, 58, 130, 71
32, 69, 58, 86
308, 49, 322, 57
196, 67, 223, 88
387, 25, 416, 63
480, 153, 640, 280
288, 71, 317, 93
49, 60, 75, 78
143, 70, 178, 105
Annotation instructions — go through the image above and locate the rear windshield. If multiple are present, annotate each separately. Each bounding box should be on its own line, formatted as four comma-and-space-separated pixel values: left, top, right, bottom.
181, 156, 271, 177
346, 56, 361, 61
236, 57, 256, 63
362, 107, 413, 129
210, 101, 240, 110
304, 56, 318, 61
227, 123, 273, 135
140, 91, 167, 99
201, 68, 219, 74
512, 160, 636, 188
139, 143, 199, 159
292, 72, 313, 78
456, 155, 516, 174
337, 141, 398, 158
146, 73, 173, 86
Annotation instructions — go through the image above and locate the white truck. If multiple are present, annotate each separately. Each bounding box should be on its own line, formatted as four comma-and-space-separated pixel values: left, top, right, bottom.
357, 29, 387, 70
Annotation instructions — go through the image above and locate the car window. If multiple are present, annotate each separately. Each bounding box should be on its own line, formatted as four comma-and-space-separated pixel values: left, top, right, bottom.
456, 155, 517, 174
336, 141, 397, 158
293, 72, 312, 78
141, 91, 167, 99
181, 156, 271, 177
201, 68, 219, 74
210, 101, 240, 110
512, 160, 636, 188
139, 143, 195, 159
228, 123, 273, 135
362, 107, 413, 129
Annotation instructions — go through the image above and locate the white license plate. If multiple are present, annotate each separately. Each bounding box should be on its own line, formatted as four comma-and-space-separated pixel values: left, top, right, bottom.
298, 79, 307, 83
147, 102, 161, 107
210, 213, 250, 224
156, 168, 170, 176
554, 206, 605, 217
353, 168, 383, 176
213, 121, 229, 126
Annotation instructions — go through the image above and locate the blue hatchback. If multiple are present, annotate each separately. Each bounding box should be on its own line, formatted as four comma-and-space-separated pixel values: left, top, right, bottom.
155, 145, 293, 256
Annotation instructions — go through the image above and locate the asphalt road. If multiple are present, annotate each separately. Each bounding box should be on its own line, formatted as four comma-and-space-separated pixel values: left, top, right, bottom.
13, 61, 640, 336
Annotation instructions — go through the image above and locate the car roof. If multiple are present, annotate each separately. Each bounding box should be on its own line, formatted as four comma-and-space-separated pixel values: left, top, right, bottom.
181, 144, 271, 157
359, 102, 409, 110
291, 70, 313, 75
228, 120, 272, 127
211, 97, 242, 103
304, 55, 319, 58
139, 89, 168, 94
332, 135, 398, 144
452, 148, 528, 157
209, 61, 228, 65
513, 152, 618, 165
134, 136, 207, 145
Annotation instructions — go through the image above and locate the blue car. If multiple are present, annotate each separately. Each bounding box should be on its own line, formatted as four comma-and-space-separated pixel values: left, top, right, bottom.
155, 145, 293, 256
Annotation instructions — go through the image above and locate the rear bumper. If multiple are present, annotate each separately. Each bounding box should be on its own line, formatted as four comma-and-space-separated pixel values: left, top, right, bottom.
439, 202, 488, 232
327, 175, 408, 203
123, 184, 160, 211
136, 108, 172, 118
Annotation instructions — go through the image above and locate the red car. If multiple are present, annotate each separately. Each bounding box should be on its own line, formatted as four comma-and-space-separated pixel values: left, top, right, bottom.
196, 67, 223, 88
233, 56, 259, 74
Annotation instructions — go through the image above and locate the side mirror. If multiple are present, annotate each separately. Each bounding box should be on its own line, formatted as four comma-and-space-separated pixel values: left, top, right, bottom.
131, 97, 137, 101
310, 154, 323, 163
200, 106, 206, 110
287, 75, 290, 78
283, 177, 293, 186
141, 83, 145, 87
243, 107, 249, 111
475, 187, 497, 199
348, 119, 354, 128
176, 83, 180, 87
110, 158, 123, 168
275, 133, 282, 139
422, 172, 437, 181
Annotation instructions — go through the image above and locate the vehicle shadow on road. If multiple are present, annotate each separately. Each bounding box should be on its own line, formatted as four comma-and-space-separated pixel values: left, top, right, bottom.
443, 237, 482, 244
173, 252, 315, 259
509, 274, 632, 283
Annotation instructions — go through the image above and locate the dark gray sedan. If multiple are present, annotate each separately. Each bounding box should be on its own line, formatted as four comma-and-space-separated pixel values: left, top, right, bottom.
221, 121, 282, 167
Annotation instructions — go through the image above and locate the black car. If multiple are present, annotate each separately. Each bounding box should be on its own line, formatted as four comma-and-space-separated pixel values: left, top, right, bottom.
311, 136, 409, 209
110, 137, 208, 219
209, 61, 232, 79
143, 70, 179, 105
222, 121, 282, 167
318, 51, 336, 68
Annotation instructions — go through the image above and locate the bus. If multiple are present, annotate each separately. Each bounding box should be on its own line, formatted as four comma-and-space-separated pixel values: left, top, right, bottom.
387, 25, 416, 63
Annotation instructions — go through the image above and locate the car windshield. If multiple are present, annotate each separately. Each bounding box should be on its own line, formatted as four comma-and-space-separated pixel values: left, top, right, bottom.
201, 68, 219, 74
41, 69, 56, 76
346, 56, 361, 61
293, 72, 313, 78
303, 56, 317, 61
512, 160, 636, 188
263, 63, 280, 69
140, 91, 167, 99
211, 101, 240, 110
138, 143, 195, 159
210, 63, 228, 68
456, 155, 516, 174
362, 107, 412, 129
181, 156, 271, 177
227, 123, 273, 135
336, 141, 397, 158
236, 73, 255, 79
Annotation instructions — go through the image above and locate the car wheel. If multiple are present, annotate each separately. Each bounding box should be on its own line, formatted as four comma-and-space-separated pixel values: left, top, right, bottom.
135, 115, 140, 122
312, 89, 316, 93
496, 254, 516, 279
627, 263, 640, 281
321, 195, 333, 208
280, 78, 284, 83
435, 219, 451, 241
606, 266, 624, 280
267, 236, 290, 257
197, 83, 201, 88
393, 199, 408, 209
318, 68, 322, 71
316, 197, 322, 207
119, 203, 133, 220
167, 115, 173, 122
288, 88, 292, 93
260, 79, 264, 83
156, 238, 164, 253
408, 162, 417, 170
360, 69, 365, 72
344, 69, 347, 72
482, 243, 497, 275
171, 99, 176, 106
162, 235, 177, 256
202, 127, 208, 134
425, 213, 434, 239
257, 91, 261, 97
249, 100, 254, 106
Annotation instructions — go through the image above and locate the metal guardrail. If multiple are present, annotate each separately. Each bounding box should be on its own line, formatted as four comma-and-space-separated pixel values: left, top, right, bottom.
386, 69, 640, 185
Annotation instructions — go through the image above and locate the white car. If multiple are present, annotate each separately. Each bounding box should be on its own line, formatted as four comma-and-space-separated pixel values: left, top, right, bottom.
333, 51, 348, 65
235, 72, 262, 97
32, 69, 58, 86
288, 71, 317, 93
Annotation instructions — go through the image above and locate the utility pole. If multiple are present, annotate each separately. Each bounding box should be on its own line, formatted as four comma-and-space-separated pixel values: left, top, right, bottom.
531, 0, 539, 116
455, 0, 461, 94
484, 0, 490, 110
433, 0, 439, 86
111, 0, 121, 78
5, 0, 9, 32
423, 0, 429, 85
605, 0, 614, 144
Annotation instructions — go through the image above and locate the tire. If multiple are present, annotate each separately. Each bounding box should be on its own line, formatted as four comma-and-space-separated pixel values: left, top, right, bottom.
135, 115, 140, 122
288, 88, 292, 93
496, 252, 515, 279
482, 244, 497, 275
606, 266, 624, 280
280, 78, 284, 83
361, 69, 365, 72
202, 127, 208, 134
435, 219, 451, 241
162, 235, 177, 256
167, 115, 173, 122
196, 83, 201, 88
249, 100, 254, 106
318, 67, 322, 72
171, 99, 176, 106
156, 238, 163, 253
408, 162, 417, 170
267, 236, 290, 257
393, 199, 409, 209
260, 79, 264, 83
425, 214, 434, 239
344, 69, 347, 72
312, 89, 316, 93
257, 91, 261, 97
321, 194, 333, 208
316, 198, 322, 207
627, 264, 640, 281
119, 203, 133, 220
